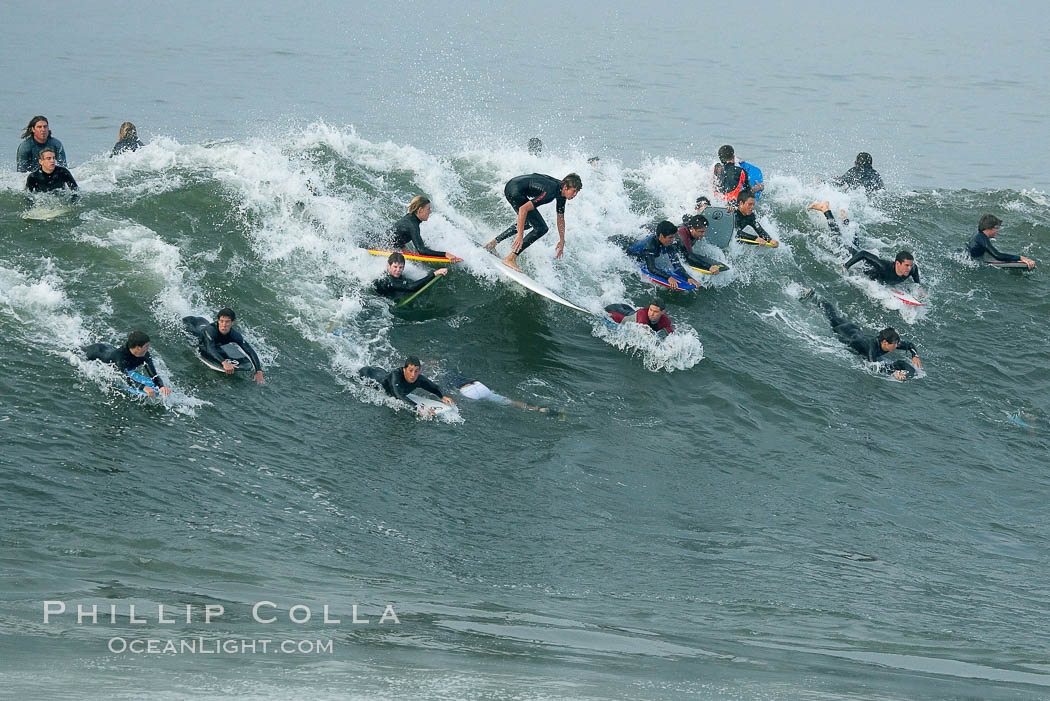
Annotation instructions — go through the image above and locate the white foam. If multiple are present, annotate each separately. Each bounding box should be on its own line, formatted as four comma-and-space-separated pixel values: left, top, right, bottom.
592, 317, 704, 373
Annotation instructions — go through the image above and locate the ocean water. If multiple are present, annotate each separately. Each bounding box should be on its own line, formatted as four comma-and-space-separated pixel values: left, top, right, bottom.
2, 3, 1049, 699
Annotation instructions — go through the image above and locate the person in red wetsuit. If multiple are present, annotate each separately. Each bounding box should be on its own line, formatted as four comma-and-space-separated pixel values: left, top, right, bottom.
604, 301, 674, 334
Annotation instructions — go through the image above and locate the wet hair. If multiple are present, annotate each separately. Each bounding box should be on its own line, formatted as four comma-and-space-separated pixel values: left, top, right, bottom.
118, 122, 137, 141
855, 152, 873, 168
21, 115, 49, 140
126, 330, 150, 349
562, 173, 582, 191
648, 300, 665, 311
217, 307, 236, 321
408, 195, 430, 215
37, 148, 56, 160
894, 251, 914, 264
737, 190, 756, 205
695, 196, 711, 209
655, 220, 677, 238
387, 252, 406, 265
587, 156, 600, 165
683, 214, 708, 229
877, 328, 900, 345
402, 355, 421, 369
717, 145, 735, 163
528, 137, 543, 155
978, 214, 1001, 232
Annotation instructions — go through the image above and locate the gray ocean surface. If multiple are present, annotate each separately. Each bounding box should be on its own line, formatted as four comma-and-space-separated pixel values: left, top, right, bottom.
2, 2, 1049, 699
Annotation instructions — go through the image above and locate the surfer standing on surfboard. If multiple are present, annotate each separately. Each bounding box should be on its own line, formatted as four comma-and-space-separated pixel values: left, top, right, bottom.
800, 290, 923, 381
483, 173, 582, 271
374, 252, 448, 301
387, 196, 463, 263
183, 308, 265, 384
968, 214, 1036, 270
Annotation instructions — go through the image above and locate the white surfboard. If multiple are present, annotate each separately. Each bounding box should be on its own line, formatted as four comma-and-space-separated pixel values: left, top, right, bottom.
408, 393, 455, 417
488, 256, 589, 313
889, 289, 925, 307
196, 342, 254, 373
23, 204, 72, 221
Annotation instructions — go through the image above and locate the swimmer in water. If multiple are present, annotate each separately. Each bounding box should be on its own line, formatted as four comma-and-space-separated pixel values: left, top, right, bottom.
620, 221, 700, 290
358, 356, 455, 409
374, 252, 448, 301
968, 214, 1035, 270
82, 330, 171, 396
183, 308, 265, 384
733, 191, 778, 247
604, 301, 675, 334
801, 290, 922, 381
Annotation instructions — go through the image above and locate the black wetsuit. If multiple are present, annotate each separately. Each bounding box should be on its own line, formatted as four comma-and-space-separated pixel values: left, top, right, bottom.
358, 366, 445, 403
815, 298, 918, 376
843, 250, 920, 284
183, 317, 263, 372
673, 225, 727, 271
388, 212, 443, 257
373, 271, 436, 299
734, 209, 771, 242
26, 167, 79, 202
491, 173, 566, 253
834, 166, 884, 194
625, 235, 686, 280
112, 137, 143, 156
82, 343, 166, 387
713, 162, 750, 200
968, 232, 1021, 263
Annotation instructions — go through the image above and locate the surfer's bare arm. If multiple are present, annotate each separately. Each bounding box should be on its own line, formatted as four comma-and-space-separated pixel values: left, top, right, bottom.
555, 212, 566, 258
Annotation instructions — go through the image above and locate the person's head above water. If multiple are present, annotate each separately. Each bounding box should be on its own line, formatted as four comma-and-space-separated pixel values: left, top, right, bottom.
528, 137, 543, 155
37, 149, 57, 174
118, 122, 138, 141
126, 330, 151, 355
736, 190, 757, 215
695, 196, 711, 211
894, 251, 914, 277
401, 356, 422, 382
646, 300, 666, 324
718, 145, 735, 164
561, 173, 582, 199
683, 213, 708, 235
22, 115, 50, 143
386, 251, 406, 277
855, 152, 874, 168
877, 327, 901, 352
409, 195, 431, 222
216, 307, 236, 334
978, 214, 1002, 236
655, 220, 677, 243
